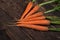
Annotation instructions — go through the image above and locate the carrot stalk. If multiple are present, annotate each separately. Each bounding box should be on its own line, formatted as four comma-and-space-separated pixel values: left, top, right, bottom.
46, 16, 60, 21
17, 20, 50, 25
20, 2, 33, 21
51, 21, 60, 24
32, 0, 36, 2
16, 24, 49, 31
39, 0, 58, 6
44, 6, 60, 14
49, 28, 60, 31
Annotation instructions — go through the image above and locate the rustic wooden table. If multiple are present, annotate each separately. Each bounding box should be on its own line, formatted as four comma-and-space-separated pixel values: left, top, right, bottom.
0, 0, 60, 40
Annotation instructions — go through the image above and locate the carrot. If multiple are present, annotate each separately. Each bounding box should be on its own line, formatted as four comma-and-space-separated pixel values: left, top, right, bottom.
16, 24, 48, 31
20, 0, 57, 21
22, 16, 46, 22
18, 12, 43, 22
27, 12, 43, 19
24, 12, 43, 19
17, 20, 50, 25
24, 0, 56, 20
24, 5, 40, 19
20, 2, 33, 21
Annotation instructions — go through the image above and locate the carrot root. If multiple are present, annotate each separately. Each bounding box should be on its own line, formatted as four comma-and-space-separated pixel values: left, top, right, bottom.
16, 24, 49, 31
26, 12, 43, 19
18, 12, 44, 22
24, 5, 40, 19
20, 2, 33, 21
17, 20, 50, 25
21, 16, 46, 22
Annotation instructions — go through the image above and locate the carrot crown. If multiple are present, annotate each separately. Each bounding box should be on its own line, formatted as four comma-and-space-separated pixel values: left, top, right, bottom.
44, 5, 60, 13
32, 0, 36, 2
39, 0, 59, 6
49, 28, 60, 31
46, 16, 60, 21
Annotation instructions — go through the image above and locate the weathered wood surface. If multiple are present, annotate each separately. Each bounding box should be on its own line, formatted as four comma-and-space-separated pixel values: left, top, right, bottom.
0, 0, 60, 40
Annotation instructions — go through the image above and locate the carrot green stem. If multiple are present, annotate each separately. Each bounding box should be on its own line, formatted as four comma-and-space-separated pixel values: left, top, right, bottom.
49, 28, 60, 31
46, 16, 60, 21
39, 0, 57, 6
32, 0, 36, 2
44, 6, 60, 13
51, 21, 60, 24
44, 9, 55, 13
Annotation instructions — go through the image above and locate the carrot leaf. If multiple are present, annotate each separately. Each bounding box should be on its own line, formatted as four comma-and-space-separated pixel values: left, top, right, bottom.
51, 21, 60, 24
32, 0, 36, 2
46, 16, 60, 21
49, 28, 60, 31
39, 0, 58, 6
44, 5, 60, 13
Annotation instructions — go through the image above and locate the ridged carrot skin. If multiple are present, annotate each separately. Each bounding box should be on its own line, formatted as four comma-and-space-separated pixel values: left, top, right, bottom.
22, 16, 46, 22
17, 20, 50, 25
16, 24, 49, 31
24, 5, 40, 19
24, 12, 43, 19
27, 12, 43, 19
20, 2, 33, 21
18, 12, 43, 22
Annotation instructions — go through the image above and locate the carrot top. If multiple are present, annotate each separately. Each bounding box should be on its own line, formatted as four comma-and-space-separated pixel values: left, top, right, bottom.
39, 0, 59, 6
44, 5, 60, 13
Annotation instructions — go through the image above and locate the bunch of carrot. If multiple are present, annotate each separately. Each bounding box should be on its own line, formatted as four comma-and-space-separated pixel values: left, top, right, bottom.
10, 0, 60, 31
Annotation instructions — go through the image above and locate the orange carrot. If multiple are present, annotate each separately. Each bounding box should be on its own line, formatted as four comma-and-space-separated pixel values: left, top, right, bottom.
22, 16, 46, 22
24, 12, 43, 19
24, 5, 40, 19
20, 2, 33, 21
18, 12, 43, 22
27, 12, 43, 19
17, 20, 50, 25
16, 24, 48, 31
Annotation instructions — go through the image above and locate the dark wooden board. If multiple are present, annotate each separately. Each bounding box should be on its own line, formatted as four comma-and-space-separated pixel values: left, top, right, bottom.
0, 0, 60, 40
